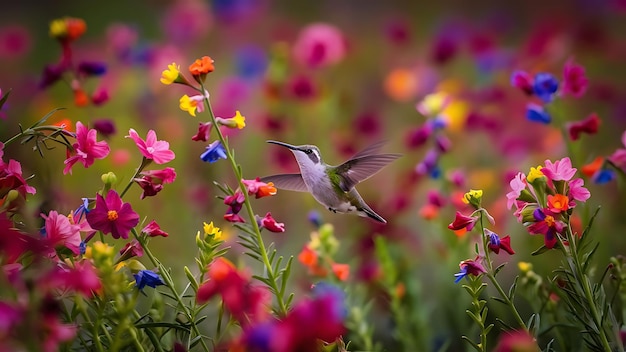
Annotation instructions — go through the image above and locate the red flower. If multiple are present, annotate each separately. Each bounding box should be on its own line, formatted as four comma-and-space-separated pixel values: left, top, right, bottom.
566, 112, 600, 141
448, 211, 478, 231
191, 122, 212, 142
486, 230, 515, 255
86, 189, 140, 239
562, 58, 589, 98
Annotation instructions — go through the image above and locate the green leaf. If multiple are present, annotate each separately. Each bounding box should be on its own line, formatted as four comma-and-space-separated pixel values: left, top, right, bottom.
493, 263, 506, 277
508, 276, 519, 300
0, 88, 11, 110
461, 336, 482, 351
531, 245, 551, 256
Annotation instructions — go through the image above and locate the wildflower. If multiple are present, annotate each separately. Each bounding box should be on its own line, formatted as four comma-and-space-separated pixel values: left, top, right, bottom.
566, 112, 600, 141
510, 70, 534, 95
562, 58, 588, 98
547, 194, 569, 213
0, 159, 37, 196
41, 210, 82, 255
528, 208, 565, 249
191, 122, 212, 142
448, 211, 479, 231
203, 221, 222, 239
92, 119, 116, 137
493, 330, 540, 352
486, 229, 515, 255
200, 140, 227, 163
49, 17, 86, 42
526, 103, 551, 124
532, 72, 559, 103
567, 178, 590, 202
126, 128, 175, 164
118, 240, 143, 260
416, 92, 450, 117
454, 257, 487, 283
527, 166, 545, 183
134, 167, 176, 199
331, 263, 350, 281
196, 258, 270, 325
160, 62, 180, 85
134, 177, 163, 199
609, 130, 626, 171
461, 189, 483, 209
224, 210, 245, 223
298, 244, 318, 267
73, 88, 89, 107
86, 189, 140, 239
141, 220, 168, 237
242, 177, 277, 198
224, 191, 245, 214
63, 121, 110, 175
258, 212, 285, 233
292, 23, 346, 68
217, 110, 246, 129
189, 56, 215, 83
179, 93, 207, 117
134, 270, 165, 290
0, 213, 45, 263
77, 61, 107, 76
506, 172, 527, 210
91, 88, 109, 105
542, 157, 577, 181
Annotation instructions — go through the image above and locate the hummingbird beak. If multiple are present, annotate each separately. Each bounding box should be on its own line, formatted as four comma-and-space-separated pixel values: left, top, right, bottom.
266, 140, 301, 151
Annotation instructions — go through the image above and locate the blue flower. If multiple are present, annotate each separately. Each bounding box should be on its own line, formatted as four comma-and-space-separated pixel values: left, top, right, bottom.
134, 270, 165, 290
200, 141, 228, 163
533, 72, 559, 103
526, 103, 551, 124
593, 169, 615, 184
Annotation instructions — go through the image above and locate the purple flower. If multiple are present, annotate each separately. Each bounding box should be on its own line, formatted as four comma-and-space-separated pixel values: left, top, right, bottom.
200, 140, 227, 163
526, 103, 551, 124
532, 72, 559, 103
86, 189, 140, 239
454, 258, 487, 283
77, 61, 107, 76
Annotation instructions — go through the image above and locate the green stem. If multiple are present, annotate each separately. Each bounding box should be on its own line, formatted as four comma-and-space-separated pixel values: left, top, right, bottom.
131, 229, 210, 352
199, 82, 288, 317
120, 157, 152, 198
479, 213, 528, 331
76, 295, 105, 352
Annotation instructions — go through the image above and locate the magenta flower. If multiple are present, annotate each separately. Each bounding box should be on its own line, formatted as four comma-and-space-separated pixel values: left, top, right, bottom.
485, 230, 515, 255
119, 240, 144, 259
562, 58, 589, 98
609, 130, 626, 171
454, 257, 487, 283
292, 23, 347, 68
63, 122, 110, 175
528, 208, 565, 249
258, 212, 285, 233
126, 128, 175, 164
0, 158, 36, 196
542, 157, 577, 181
191, 122, 212, 142
41, 210, 82, 255
86, 189, 140, 239
140, 167, 177, 184
510, 70, 534, 95
448, 211, 478, 231
141, 220, 169, 237
506, 172, 527, 210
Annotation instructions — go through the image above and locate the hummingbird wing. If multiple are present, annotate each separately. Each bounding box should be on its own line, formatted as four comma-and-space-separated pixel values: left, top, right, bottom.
350, 140, 389, 159
259, 174, 309, 192
335, 153, 401, 192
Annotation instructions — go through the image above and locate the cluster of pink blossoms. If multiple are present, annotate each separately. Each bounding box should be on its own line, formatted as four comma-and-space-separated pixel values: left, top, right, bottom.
507, 157, 590, 249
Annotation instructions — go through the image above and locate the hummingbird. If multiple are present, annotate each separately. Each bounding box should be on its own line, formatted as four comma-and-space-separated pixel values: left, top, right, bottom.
261, 140, 401, 223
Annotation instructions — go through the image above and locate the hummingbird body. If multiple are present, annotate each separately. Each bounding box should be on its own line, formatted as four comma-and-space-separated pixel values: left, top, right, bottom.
262, 140, 401, 223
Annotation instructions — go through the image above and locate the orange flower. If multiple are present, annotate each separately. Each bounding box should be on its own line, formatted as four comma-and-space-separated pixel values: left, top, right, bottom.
298, 245, 318, 267
331, 263, 350, 281
547, 194, 569, 213
189, 56, 215, 76
256, 182, 277, 198
74, 89, 89, 107
53, 118, 74, 132
581, 156, 603, 177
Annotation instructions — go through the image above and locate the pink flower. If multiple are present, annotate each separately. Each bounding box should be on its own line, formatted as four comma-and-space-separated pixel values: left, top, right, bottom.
119, 240, 144, 259
562, 58, 588, 98
542, 157, 577, 181
126, 128, 175, 164
242, 177, 277, 198
609, 130, 626, 171
63, 122, 110, 175
568, 178, 590, 202
140, 167, 177, 184
292, 23, 347, 69
258, 212, 285, 233
41, 210, 82, 255
506, 172, 527, 210
86, 189, 140, 239
191, 122, 212, 142
566, 112, 600, 141
0, 159, 36, 196
141, 220, 169, 237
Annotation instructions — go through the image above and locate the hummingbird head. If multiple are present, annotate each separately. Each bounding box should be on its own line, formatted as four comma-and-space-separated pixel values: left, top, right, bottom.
267, 140, 323, 168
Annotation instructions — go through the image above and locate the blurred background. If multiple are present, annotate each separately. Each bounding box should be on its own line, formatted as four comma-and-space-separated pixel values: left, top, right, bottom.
2, 0, 626, 350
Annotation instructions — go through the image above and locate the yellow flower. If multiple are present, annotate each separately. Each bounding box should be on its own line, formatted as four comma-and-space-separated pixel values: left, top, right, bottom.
527, 166, 544, 183
462, 189, 483, 205
417, 92, 450, 117
203, 221, 222, 239
92, 241, 115, 257
231, 110, 246, 129
160, 62, 180, 85
518, 261, 533, 273
179, 95, 198, 117
49, 19, 67, 38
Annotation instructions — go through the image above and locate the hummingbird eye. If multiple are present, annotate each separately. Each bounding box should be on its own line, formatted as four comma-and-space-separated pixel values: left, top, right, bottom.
304, 149, 312, 154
